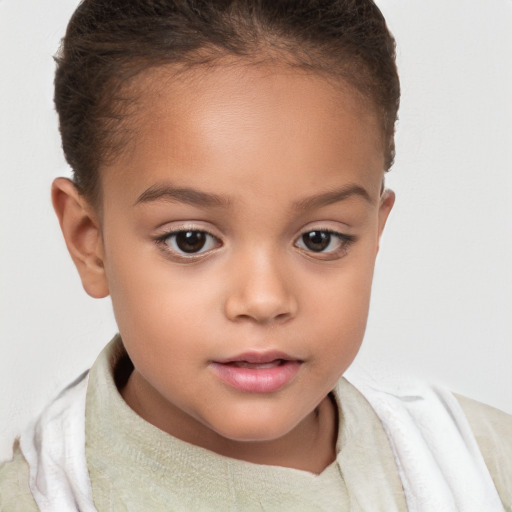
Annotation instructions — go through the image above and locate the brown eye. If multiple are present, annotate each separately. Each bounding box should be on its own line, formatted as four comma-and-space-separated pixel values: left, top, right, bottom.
301, 231, 331, 252
175, 231, 206, 252
164, 230, 218, 255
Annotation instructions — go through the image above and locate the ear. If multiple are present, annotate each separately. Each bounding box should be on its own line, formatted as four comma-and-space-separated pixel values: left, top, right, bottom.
376, 188, 395, 250
51, 177, 109, 298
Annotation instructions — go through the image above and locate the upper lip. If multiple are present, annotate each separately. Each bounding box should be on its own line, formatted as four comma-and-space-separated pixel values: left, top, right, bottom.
213, 351, 300, 365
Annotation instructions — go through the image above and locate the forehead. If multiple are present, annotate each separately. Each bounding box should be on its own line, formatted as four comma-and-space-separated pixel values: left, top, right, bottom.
101, 61, 385, 207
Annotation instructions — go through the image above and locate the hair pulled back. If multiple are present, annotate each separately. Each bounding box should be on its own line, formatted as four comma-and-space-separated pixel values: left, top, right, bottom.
54, 0, 400, 204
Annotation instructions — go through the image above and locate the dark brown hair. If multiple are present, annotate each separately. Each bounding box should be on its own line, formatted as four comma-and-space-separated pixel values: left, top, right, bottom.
54, 0, 400, 205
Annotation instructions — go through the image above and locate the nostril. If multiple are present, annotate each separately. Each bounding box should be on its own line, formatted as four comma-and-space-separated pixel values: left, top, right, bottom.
224, 297, 297, 324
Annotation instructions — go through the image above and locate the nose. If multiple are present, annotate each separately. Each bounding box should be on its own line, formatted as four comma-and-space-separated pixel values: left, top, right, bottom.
223, 249, 298, 325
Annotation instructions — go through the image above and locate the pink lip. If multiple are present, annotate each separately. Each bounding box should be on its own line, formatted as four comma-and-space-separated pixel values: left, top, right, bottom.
210, 351, 302, 393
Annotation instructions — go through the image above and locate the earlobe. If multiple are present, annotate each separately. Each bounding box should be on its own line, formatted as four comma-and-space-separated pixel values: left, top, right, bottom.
51, 177, 109, 299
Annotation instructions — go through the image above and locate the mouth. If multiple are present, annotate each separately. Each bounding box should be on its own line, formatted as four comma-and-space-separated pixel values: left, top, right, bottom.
224, 359, 285, 369
210, 352, 302, 393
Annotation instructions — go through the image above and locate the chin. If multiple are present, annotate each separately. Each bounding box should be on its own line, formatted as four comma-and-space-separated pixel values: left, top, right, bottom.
207, 409, 302, 443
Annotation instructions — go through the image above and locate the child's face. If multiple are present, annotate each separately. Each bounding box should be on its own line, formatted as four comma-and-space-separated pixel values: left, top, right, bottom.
67, 62, 393, 448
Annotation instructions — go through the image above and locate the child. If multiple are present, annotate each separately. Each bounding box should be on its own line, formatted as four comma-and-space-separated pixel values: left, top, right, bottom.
1, 0, 511, 510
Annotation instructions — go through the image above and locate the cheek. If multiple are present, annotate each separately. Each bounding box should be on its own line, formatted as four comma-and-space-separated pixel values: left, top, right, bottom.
109, 267, 207, 342
104, 239, 223, 364
107, 263, 213, 397
301, 251, 376, 367
305, 252, 375, 324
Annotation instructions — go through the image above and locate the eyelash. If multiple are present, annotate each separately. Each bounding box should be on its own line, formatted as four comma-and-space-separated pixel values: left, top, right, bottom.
154, 228, 356, 261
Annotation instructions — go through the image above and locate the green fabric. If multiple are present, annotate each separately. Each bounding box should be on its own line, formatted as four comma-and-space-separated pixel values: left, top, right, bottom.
1, 336, 511, 511
455, 393, 512, 509
0, 441, 38, 512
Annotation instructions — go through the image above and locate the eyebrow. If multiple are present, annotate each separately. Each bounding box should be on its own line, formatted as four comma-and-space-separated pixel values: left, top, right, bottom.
135, 183, 231, 208
293, 184, 373, 210
134, 182, 372, 210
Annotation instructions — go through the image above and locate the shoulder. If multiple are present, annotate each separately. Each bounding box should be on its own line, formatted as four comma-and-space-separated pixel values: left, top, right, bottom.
343, 371, 511, 508
455, 394, 512, 509
0, 441, 38, 512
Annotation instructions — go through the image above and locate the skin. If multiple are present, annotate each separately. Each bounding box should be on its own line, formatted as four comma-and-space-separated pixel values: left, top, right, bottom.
52, 61, 394, 474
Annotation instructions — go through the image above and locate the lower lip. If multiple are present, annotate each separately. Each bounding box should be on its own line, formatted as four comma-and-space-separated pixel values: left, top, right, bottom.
209, 360, 301, 393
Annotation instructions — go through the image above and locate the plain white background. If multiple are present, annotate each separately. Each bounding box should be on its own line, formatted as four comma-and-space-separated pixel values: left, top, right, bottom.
1, 0, 511, 463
